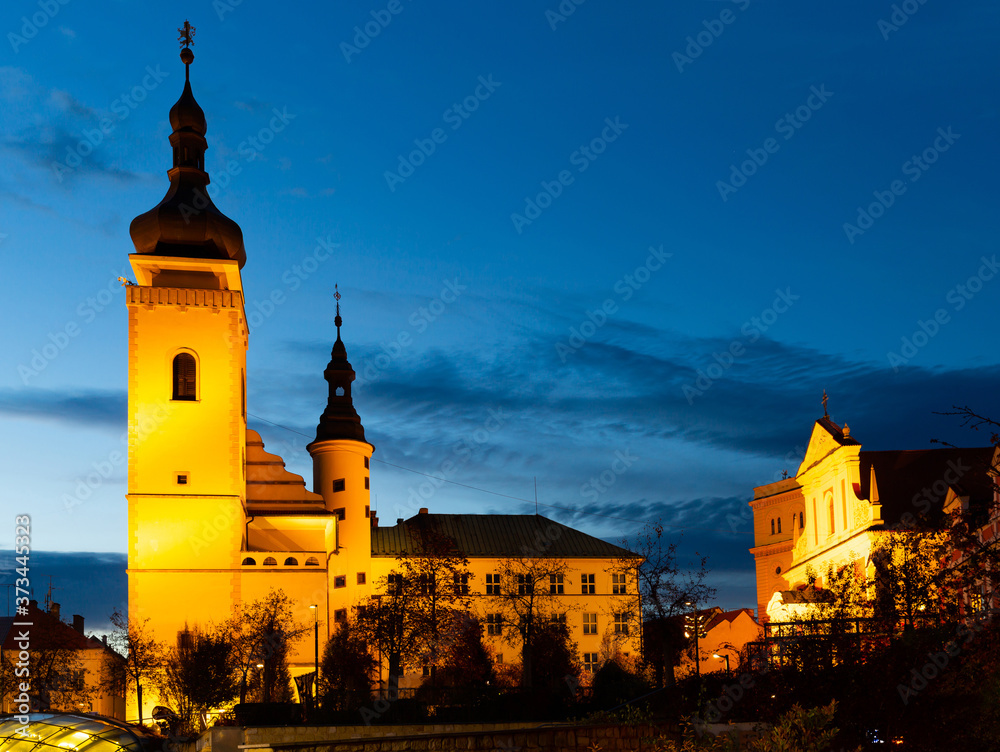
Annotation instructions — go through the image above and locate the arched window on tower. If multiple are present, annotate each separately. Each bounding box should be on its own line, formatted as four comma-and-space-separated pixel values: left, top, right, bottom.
172, 353, 197, 401
770, 519, 775, 535
777, 518, 782, 534
799, 511, 804, 529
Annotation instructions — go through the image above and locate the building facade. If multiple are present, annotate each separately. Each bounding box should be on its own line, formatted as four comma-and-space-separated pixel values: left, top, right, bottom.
124, 40, 641, 720
749, 413, 996, 622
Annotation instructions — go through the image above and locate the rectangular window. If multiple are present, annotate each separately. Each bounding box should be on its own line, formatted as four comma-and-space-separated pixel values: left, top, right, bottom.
333, 508, 346, 521
583, 652, 599, 673
486, 573, 501, 595
496, 653, 503, 664
517, 574, 533, 595
582, 574, 595, 594
334, 609, 347, 623
364, 457, 370, 469
422, 662, 431, 677
334, 575, 346, 589
612, 573, 626, 595
549, 574, 564, 594
486, 613, 503, 636
176, 473, 189, 485
614, 612, 629, 635
453, 573, 469, 595
550, 613, 567, 624
419, 574, 434, 596
583, 613, 597, 635
387, 573, 404, 594
333, 478, 346, 492
365, 477, 370, 490
357, 572, 366, 585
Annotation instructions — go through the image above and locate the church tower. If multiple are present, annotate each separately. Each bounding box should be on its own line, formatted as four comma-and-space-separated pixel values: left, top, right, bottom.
125, 26, 247, 638
307, 294, 375, 598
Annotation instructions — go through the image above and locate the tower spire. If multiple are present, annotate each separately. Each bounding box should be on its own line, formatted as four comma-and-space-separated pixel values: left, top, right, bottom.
308, 287, 369, 445
129, 21, 246, 267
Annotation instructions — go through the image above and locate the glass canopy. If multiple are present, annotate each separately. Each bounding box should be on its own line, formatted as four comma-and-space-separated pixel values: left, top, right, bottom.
0, 714, 147, 752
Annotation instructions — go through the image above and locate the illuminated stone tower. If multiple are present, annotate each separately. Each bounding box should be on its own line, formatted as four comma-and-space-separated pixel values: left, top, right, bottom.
307, 294, 375, 599
125, 30, 248, 640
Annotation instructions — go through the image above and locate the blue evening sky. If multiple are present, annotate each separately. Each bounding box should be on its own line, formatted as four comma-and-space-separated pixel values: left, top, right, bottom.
1, 0, 998, 625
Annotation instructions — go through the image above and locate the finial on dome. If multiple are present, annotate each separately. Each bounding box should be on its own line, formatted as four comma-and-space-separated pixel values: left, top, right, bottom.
178, 21, 196, 79
334, 284, 342, 335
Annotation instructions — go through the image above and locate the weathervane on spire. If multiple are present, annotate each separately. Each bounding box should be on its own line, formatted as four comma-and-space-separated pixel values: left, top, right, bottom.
822, 390, 829, 418
178, 20, 196, 49
334, 284, 342, 336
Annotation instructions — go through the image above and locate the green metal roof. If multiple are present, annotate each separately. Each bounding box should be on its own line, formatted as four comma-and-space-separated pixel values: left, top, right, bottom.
0, 714, 146, 752
372, 514, 641, 559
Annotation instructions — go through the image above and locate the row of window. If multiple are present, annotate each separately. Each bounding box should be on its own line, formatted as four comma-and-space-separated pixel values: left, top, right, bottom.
486, 572, 628, 596
769, 512, 805, 536
242, 556, 320, 566
484, 612, 631, 636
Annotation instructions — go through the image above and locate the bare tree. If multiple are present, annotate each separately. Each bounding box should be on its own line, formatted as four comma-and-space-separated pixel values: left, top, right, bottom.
617, 522, 716, 687
103, 610, 165, 725
494, 554, 571, 688
225, 589, 306, 705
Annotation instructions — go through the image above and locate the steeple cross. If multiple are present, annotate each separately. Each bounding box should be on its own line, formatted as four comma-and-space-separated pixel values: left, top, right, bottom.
178, 20, 196, 49
334, 284, 342, 332
822, 390, 829, 418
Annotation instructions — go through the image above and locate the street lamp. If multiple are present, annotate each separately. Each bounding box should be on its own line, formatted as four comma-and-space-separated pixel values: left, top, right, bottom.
713, 652, 731, 677
309, 604, 319, 708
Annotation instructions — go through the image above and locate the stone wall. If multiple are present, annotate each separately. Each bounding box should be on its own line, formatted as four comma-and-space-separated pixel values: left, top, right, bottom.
193, 721, 674, 752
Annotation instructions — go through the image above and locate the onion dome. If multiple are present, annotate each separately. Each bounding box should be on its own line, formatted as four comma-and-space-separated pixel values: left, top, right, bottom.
310, 290, 369, 445
129, 33, 246, 268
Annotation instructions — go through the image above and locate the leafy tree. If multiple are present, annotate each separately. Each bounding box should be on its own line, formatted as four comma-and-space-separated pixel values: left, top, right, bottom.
225, 589, 306, 704
494, 554, 572, 688
618, 522, 716, 687
158, 626, 238, 732
103, 609, 165, 725
319, 620, 376, 713
426, 613, 493, 691
527, 620, 579, 695
357, 527, 473, 691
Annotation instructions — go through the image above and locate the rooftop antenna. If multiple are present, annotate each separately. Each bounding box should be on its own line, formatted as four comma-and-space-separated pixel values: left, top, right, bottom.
43, 576, 59, 613
822, 390, 829, 418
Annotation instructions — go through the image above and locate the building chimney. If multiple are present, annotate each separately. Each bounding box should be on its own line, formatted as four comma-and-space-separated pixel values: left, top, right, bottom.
73, 615, 85, 633
49, 602, 60, 621
419, 507, 428, 515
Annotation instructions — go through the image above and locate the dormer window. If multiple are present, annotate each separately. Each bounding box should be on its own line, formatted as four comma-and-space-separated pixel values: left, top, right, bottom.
172, 353, 197, 400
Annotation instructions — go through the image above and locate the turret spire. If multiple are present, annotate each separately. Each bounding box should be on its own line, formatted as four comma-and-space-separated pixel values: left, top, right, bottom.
129, 21, 246, 267
309, 288, 368, 445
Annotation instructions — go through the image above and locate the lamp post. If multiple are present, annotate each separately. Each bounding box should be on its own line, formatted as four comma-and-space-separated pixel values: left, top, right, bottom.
713, 652, 731, 678
309, 604, 319, 711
